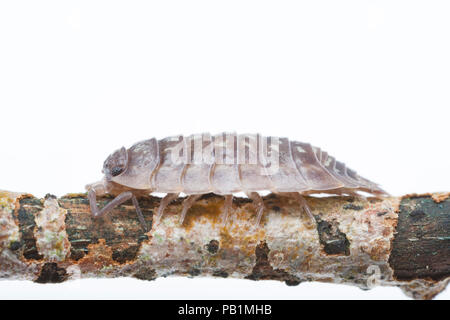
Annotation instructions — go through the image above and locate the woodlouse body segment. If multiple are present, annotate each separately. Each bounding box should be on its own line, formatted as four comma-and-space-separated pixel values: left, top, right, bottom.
86, 133, 388, 230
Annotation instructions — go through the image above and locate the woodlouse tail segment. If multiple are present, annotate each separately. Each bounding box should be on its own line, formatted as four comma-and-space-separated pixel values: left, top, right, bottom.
221, 195, 233, 226
373, 187, 390, 197
179, 194, 201, 225
247, 192, 265, 228
154, 193, 179, 226
296, 193, 316, 229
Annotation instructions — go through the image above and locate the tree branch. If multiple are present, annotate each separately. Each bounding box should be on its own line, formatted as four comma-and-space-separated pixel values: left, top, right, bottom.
0, 190, 448, 299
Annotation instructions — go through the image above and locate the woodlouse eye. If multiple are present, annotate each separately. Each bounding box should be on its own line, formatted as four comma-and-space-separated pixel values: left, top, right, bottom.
111, 166, 124, 177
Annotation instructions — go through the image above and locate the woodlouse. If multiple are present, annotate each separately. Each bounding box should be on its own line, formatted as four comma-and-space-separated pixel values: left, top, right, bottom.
86, 133, 387, 231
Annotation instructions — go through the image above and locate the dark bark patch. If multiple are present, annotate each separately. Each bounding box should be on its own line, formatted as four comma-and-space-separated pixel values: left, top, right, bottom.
60, 197, 151, 263
44, 193, 57, 200
285, 279, 301, 286
69, 248, 86, 261
315, 216, 350, 256
212, 270, 229, 278
233, 197, 253, 205
35, 263, 68, 283
206, 240, 219, 254
112, 244, 141, 264
343, 204, 364, 211
389, 196, 450, 281
271, 206, 281, 212
198, 193, 218, 201
188, 268, 201, 277
9, 241, 21, 251
409, 209, 426, 222
246, 241, 302, 286
17, 197, 43, 261
133, 267, 156, 281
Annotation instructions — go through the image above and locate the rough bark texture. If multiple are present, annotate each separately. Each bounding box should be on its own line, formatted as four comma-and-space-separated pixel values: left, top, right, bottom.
0, 190, 449, 299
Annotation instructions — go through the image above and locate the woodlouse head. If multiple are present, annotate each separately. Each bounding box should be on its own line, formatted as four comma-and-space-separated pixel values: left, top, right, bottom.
102, 147, 129, 180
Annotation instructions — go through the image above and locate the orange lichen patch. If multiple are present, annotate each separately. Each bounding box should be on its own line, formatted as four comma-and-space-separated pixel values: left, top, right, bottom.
76, 239, 117, 273
182, 201, 223, 231
369, 238, 390, 261
401, 193, 429, 200
0, 191, 26, 248
180, 197, 266, 257
137, 196, 266, 278
61, 192, 87, 199
218, 214, 266, 258
401, 192, 450, 204
431, 192, 450, 203
15, 193, 36, 204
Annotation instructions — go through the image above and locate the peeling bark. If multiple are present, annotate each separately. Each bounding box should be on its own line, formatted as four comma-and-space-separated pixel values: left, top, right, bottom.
0, 190, 448, 299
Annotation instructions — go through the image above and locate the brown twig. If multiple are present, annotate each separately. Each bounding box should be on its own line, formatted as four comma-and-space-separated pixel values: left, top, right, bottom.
0, 190, 448, 299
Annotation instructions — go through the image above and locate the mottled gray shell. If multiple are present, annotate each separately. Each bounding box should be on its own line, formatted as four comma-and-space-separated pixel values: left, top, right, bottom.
107, 133, 386, 196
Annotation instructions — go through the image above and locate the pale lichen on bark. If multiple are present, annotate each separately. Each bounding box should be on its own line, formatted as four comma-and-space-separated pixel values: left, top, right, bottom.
35, 195, 71, 262
0, 190, 448, 299
0, 191, 20, 249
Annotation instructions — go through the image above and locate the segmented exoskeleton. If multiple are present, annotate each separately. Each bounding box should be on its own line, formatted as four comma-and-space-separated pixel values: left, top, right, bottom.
86, 133, 387, 231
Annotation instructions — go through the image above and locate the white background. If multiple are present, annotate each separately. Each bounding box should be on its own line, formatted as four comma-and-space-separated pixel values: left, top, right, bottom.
0, 1, 448, 299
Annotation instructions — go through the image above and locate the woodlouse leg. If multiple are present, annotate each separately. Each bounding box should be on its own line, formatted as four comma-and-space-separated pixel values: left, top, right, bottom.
221, 195, 233, 226
296, 193, 316, 229
247, 192, 265, 227
179, 194, 201, 225
131, 196, 147, 232
87, 189, 147, 232
154, 193, 179, 226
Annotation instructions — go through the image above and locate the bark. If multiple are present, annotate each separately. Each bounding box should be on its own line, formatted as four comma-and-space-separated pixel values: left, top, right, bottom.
0, 190, 448, 299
